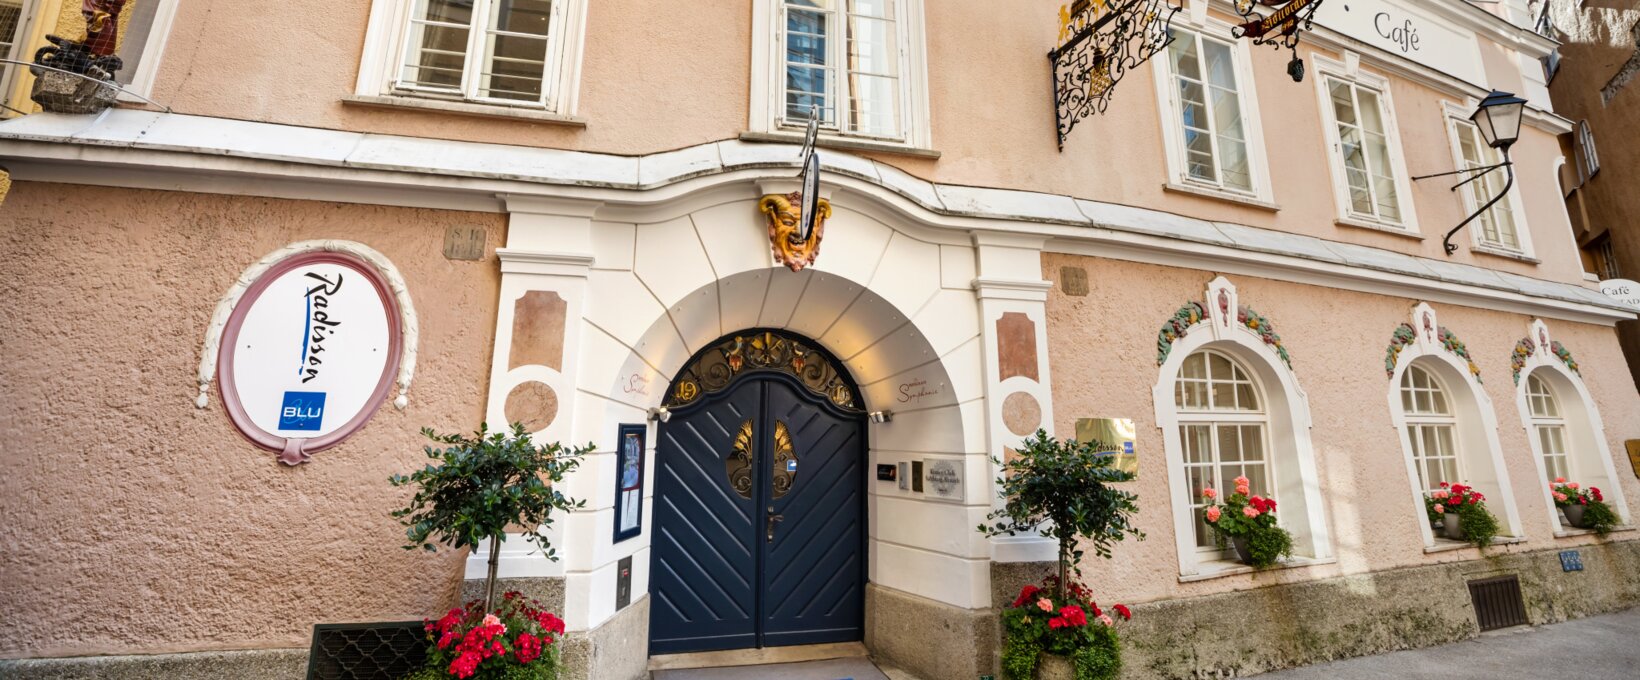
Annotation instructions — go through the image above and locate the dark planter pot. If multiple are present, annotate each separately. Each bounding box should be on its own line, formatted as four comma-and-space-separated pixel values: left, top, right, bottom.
1036, 652, 1074, 680
1563, 504, 1587, 529
1444, 511, 1465, 541
1231, 536, 1253, 565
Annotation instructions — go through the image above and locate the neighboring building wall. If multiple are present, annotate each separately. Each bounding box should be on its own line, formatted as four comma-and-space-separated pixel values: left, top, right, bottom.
0, 181, 505, 658
1545, 0, 1640, 392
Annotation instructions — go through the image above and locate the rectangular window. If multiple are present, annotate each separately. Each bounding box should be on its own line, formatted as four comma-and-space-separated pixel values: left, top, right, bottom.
1577, 120, 1600, 182
1325, 77, 1404, 225
780, 0, 903, 139
397, 0, 565, 107
1537, 426, 1569, 482
1408, 424, 1459, 493
1453, 120, 1520, 251
1181, 422, 1270, 550
1165, 29, 1252, 192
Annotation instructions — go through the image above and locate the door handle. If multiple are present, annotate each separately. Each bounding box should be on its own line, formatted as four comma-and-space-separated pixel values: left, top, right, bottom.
766, 506, 784, 543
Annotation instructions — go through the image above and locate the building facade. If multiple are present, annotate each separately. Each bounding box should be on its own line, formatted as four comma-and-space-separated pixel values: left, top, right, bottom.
1534, 0, 1640, 392
1, 1, 1637, 679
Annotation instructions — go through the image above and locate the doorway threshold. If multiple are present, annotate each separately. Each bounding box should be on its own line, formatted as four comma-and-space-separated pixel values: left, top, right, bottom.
648, 642, 869, 672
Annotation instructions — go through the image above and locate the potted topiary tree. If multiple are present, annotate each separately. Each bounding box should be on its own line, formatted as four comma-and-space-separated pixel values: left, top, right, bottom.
391, 422, 593, 679
979, 431, 1143, 680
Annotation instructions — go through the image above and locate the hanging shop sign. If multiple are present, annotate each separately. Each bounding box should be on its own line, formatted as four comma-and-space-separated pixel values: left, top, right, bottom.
1230, 0, 1325, 82
613, 423, 647, 544
217, 251, 403, 465
1310, 0, 1484, 85
1600, 279, 1640, 311
1051, 0, 1182, 149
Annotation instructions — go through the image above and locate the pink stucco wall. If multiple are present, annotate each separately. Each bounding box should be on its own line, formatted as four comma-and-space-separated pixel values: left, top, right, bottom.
1043, 252, 1640, 606
139, 2, 1587, 285
0, 182, 505, 658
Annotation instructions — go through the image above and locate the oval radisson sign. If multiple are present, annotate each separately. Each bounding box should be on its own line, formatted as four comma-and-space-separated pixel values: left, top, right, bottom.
218, 252, 403, 465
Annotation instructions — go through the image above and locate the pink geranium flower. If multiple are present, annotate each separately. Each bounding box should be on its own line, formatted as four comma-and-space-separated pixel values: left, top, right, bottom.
1037, 598, 1054, 612
1097, 614, 1115, 627
1555, 477, 1567, 484
1205, 506, 1222, 523
1568, 482, 1580, 490
1553, 492, 1568, 502
1202, 487, 1218, 500
1242, 505, 1261, 518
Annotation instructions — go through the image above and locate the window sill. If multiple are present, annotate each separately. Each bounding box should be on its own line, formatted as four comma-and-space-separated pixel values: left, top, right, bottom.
341, 95, 587, 127
1470, 245, 1541, 264
1336, 216, 1425, 240
1178, 556, 1336, 583
1163, 182, 1281, 212
738, 130, 941, 159
1554, 525, 1635, 539
1424, 535, 1526, 553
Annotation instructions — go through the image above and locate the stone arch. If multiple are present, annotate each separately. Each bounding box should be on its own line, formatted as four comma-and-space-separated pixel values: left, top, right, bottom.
1511, 320, 1633, 531
572, 194, 989, 621
1153, 277, 1331, 577
1384, 303, 1525, 545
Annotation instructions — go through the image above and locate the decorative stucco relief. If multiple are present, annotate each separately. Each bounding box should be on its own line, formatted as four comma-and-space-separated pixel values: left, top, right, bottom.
1385, 303, 1481, 383
1154, 279, 1292, 369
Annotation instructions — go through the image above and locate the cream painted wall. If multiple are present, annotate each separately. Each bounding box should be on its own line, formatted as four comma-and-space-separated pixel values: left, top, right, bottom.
0, 182, 505, 658
1042, 252, 1640, 606
134, 2, 1587, 284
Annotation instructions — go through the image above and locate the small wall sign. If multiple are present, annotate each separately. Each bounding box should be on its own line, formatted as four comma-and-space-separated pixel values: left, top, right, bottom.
1600, 279, 1640, 311
1077, 418, 1138, 477
1625, 440, 1640, 481
613, 424, 647, 544
876, 464, 898, 482
616, 555, 633, 610
925, 458, 965, 502
1559, 550, 1584, 572
217, 251, 403, 465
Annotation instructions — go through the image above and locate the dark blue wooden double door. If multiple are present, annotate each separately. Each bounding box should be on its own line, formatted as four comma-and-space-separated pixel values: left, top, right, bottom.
649, 373, 866, 654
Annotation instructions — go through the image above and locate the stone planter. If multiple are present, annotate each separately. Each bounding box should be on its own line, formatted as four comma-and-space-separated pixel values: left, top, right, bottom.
29, 69, 119, 114
1231, 536, 1253, 565
1444, 511, 1465, 541
1036, 652, 1074, 680
1563, 504, 1587, 529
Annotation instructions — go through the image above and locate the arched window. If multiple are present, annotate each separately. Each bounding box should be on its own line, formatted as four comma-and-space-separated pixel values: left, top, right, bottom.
1525, 373, 1569, 482
1400, 364, 1460, 493
1154, 278, 1332, 578
1177, 349, 1271, 551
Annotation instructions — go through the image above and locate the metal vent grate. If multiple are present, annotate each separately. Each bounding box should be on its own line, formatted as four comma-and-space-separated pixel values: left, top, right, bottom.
307, 621, 428, 680
1468, 575, 1529, 631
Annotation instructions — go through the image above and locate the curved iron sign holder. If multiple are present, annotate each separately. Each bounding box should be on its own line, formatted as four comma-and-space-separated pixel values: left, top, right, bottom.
1050, 0, 1182, 150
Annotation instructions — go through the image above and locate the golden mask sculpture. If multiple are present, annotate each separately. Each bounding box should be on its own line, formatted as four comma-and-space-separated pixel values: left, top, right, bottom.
759, 191, 832, 272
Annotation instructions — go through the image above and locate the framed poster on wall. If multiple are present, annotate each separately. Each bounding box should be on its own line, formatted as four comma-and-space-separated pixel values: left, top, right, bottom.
613, 424, 646, 544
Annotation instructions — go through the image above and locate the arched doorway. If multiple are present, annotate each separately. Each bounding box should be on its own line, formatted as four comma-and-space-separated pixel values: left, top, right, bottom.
648, 329, 868, 654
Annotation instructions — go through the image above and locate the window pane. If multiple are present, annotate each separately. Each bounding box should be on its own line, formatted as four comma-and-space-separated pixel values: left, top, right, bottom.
1181, 352, 1207, 380
1182, 425, 1211, 463
1219, 139, 1251, 191
843, 1, 900, 137
850, 0, 893, 19
1170, 34, 1202, 81
1218, 425, 1242, 462
1329, 81, 1356, 125
846, 14, 896, 76
492, 0, 552, 36
402, 0, 474, 91
1357, 89, 1386, 134
1204, 40, 1236, 89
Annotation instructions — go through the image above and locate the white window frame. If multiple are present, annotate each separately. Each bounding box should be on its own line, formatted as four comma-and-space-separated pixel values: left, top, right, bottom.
750, 0, 933, 150
1576, 119, 1599, 183
1312, 54, 1419, 233
356, 0, 588, 114
1443, 101, 1535, 258
0, 0, 42, 115
1387, 304, 1523, 548
1154, 278, 1331, 580
1525, 374, 1569, 482
1150, 16, 1274, 204
1176, 349, 1275, 557
109, 0, 181, 102
1399, 364, 1462, 494
1512, 320, 1633, 534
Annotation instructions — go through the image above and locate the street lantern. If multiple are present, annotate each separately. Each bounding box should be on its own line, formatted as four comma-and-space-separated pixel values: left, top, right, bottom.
1469, 90, 1528, 151
1413, 91, 1531, 256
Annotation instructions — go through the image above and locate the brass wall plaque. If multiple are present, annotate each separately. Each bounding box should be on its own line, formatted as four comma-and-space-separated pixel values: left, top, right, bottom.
443, 226, 487, 260
1060, 266, 1089, 297
1076, 417, 1137, 477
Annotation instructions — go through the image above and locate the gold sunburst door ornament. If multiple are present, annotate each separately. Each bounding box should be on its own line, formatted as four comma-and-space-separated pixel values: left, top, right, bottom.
759, 192, 832, 272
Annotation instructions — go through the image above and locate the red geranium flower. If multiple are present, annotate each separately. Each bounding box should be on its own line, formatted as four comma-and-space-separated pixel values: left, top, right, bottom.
1012, 584, 1041, 608
1057, 605, 1088, 627
1113, 604, 1132, 621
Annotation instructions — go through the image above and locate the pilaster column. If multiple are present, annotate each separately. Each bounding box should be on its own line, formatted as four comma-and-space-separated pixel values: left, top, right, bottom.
467, 195, 599, 603
972, 231, 1059, 564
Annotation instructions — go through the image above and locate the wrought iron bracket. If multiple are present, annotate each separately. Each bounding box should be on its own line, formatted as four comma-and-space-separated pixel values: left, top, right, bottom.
1413, 151, 1515, 256
1050, 0, 1181, 150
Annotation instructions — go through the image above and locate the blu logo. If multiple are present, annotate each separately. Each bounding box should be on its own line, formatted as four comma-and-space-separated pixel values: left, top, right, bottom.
279, 391, 327, 432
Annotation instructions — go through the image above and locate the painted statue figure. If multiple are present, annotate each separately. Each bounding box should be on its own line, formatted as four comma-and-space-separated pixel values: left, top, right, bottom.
30, 0, 126, 113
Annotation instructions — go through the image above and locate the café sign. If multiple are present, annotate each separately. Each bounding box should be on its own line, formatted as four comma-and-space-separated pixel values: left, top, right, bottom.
216, 251, 404, 465
1310, 0, 1484, 84
1601, 279, 1640, 311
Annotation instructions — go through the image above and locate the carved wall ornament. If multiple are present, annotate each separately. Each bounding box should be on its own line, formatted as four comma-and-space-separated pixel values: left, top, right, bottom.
1154, 290, 1291, 369
1385, 324, 1417, 378
665, 330, 860, 411
1509, 337, 1535, 385
1510, 320, 1582, 385
1385, 304, 1481, 383
759, 192, 832, 272
1437, 327, 1483, 384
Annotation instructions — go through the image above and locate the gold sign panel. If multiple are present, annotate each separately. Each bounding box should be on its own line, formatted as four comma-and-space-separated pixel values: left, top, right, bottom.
1626, 440, 1640, 481
1076, 417, 1137, 477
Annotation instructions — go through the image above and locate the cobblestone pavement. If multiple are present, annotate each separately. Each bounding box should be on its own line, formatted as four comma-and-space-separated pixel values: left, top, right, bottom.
1259, 607, 1640, 679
